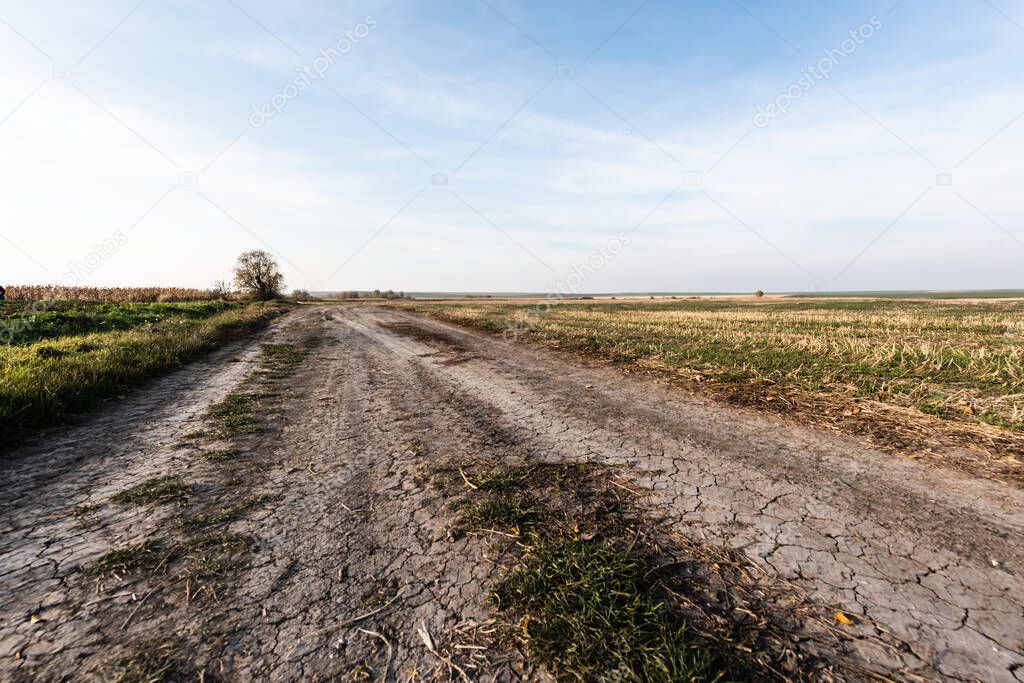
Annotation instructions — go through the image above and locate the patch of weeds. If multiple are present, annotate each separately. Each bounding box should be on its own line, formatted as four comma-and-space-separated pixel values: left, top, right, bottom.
206, 391, 274, 437
408, 438, 426, 456
439, 462, 776, 680
458, 494, 540, 533
175, 532, 260, 583
200, 448, 243, 462
93, 540, 169, 577
182, 429, 208, 440
180, 531, 260, 554
477, 466, 529, 493
258, 336, 320, 378
112, 476, 193, 507
179, 511, 234, 531
178, 494, 267, 530
493, 537, 744, 682
179, 555, 234, 581
259, 342, 305, 377
92, 532, 259, 583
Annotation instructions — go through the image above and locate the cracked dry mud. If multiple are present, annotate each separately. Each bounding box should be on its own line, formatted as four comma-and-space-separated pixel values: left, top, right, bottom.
1, 305, 1022, 682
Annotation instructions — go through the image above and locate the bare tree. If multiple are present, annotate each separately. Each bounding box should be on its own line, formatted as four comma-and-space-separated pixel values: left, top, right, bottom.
233, 250, 285, 301
211, 280, 232, 299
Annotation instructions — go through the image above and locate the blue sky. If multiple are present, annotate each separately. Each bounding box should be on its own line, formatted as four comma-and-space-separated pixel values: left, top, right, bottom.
1, 0, 1022, 293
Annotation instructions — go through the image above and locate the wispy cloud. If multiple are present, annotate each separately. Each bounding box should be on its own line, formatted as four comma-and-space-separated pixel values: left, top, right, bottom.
1, 0, 1021, 292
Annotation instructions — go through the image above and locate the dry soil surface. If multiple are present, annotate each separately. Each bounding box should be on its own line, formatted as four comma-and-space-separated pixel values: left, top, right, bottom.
1, 305, 1022, 682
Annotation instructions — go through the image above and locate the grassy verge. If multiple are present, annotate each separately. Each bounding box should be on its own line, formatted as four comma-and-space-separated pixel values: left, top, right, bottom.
0, 302, 286, 450
0, 300, 247, 345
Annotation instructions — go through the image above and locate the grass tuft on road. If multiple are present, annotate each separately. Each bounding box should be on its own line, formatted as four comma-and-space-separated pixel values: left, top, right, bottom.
179, 495, 268, 531
458, 494, 540, 532
494, 537, 736, 682
433, 461, 759, 680
207, 391, 274, 437
92, 533, 259, 582
112, 476, 193, 507
204, 337, 319, 438
477, 466, 530, 493
257, 335, 322, 380
200, 448, 244, 462
93, 540, 169, 577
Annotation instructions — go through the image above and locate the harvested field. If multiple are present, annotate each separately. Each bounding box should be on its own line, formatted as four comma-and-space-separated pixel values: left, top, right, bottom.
401, 298, 1024, 481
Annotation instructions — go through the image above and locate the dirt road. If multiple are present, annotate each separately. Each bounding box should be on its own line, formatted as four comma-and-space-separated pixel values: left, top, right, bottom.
1, 306, 1022, 681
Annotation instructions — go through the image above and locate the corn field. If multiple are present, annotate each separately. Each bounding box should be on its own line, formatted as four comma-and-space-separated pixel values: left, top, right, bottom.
4, 285, 222, 303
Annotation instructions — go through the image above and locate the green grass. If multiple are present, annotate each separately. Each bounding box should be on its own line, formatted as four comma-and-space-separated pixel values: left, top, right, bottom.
458, 494, 540, 532
477, 466, 530, 493
203, 338, 318, 439
92, 533, 258, 580
93, 540, 169, 576
0, 300, 247, 345
0, 301, 286, 450
257, 336, 321, 379
438, 461, 767, 680
206, 391, 275, 437
112, 476, 193, 506
199, 448, 244, 462
179, 495, 267, 530
494, 537, 741, 682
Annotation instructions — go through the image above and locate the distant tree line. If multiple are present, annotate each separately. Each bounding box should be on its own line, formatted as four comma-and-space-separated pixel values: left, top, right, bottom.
334, 290, 410, 300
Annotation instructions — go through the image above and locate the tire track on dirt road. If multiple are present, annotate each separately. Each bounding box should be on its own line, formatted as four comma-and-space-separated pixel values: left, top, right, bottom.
0, 306, 536, 681
1, 305, 1022, 681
